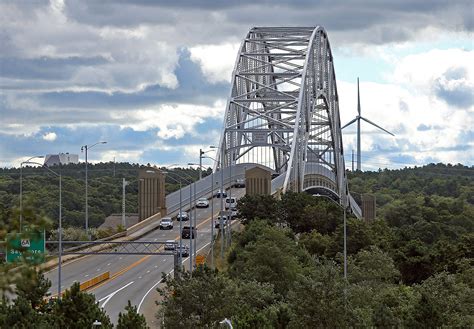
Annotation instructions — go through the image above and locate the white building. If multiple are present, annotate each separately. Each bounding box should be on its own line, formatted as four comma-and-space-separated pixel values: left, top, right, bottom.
44, 153, 79, 166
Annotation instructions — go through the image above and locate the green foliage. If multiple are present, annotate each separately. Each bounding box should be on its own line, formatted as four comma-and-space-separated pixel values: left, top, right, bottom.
15, 267, 51, 310
0, 162, 204, 231
157, 266, 282, 328
410, 272, 474, 327
117, 300, 149, 329
228, 220, 306, 296
236, 194, 280, 224
287, 259, 350, 328
50, 282, 112, 329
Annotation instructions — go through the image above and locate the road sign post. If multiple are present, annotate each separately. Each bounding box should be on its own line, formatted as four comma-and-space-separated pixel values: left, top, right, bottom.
195, 254, 205, 266
6, 231, 45, 263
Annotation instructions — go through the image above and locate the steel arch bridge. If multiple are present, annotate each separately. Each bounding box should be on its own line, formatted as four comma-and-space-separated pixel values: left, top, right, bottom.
215, 26, 359, 215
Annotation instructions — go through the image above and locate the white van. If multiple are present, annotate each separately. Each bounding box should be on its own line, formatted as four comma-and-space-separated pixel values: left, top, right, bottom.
225, 197, 237, 210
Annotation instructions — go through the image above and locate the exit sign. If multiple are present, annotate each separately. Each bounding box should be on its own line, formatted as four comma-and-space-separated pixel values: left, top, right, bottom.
6, 231, 45, 264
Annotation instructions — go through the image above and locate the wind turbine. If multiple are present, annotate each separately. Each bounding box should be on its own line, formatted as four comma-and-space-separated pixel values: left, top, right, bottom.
342, 78, 394, 171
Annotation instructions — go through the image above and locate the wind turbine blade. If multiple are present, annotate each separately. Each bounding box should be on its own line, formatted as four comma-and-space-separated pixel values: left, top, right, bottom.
341, 117, 358, 129
360, 117, 394, 136
357, 77, 361, 116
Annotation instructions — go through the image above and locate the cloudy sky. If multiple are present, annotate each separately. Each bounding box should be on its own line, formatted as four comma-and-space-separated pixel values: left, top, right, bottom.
1, 0, 473, 170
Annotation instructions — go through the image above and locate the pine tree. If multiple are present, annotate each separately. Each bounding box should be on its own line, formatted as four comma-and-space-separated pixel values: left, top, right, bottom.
117, 300, 149, 329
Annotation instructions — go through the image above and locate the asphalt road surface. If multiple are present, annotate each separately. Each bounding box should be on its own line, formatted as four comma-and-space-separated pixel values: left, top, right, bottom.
44, 187, 244, 324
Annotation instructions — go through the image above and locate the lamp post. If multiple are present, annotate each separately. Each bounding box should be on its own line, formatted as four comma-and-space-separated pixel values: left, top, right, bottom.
160, 169, 193, 269
195, 146, 217, 180
20, 155, 44, 232
81, 141, 107, 239
24, 161, 62, 299
201, 153, 225, 261
313, 193, 348, 279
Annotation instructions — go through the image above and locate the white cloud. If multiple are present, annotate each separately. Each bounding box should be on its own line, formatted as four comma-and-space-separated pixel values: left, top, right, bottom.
42, 132, 57, 141
189, 43, 240, 83
114, 99, 226, 138
338, 47, 474, 169
392, 48, 474, 93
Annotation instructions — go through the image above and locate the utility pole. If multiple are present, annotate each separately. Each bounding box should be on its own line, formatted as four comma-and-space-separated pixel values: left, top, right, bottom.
352, 150, 355, 172
199, 149, 204, 180
122, 178, 128, 229
81, 141, 107, 239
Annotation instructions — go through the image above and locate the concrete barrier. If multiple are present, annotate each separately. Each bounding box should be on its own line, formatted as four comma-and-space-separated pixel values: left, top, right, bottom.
79, 271, 110, 291
126, 212, 161, 236
126, 213, 161, 236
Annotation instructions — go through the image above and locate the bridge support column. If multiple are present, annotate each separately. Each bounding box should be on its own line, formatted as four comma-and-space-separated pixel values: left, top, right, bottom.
245, 167, 271, 196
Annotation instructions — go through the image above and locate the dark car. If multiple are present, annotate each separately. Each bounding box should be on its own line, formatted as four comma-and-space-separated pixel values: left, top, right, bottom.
176, 211, 189, 221
181, 226, 197, 239
159, 217, 173, 230
214, 189, 228, 198
215, 216, 228, 229
176, 245, 190, 257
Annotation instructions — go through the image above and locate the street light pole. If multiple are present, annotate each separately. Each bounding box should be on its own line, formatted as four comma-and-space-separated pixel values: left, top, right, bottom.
210, 171, 214, 268
81, 141, 107, 239
122, 178, 128, 229
199, 149, 203, 180
20, 155, 44, 232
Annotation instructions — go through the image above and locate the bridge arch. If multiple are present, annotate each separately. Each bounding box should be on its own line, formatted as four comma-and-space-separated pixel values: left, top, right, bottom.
216, 27, 351, 211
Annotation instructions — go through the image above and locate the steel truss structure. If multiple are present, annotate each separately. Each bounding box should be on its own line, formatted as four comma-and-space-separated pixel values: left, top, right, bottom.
48, 240, 176, 256
217, 26, 348, 206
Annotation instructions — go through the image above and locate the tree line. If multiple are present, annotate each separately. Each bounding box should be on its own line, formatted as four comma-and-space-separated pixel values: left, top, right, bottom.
157, 163, 473, 327
0, 162, 207, 231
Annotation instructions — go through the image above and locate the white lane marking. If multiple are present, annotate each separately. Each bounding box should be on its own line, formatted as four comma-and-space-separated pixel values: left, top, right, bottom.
84, 274, 89, 277
162, 259, 166, 262
107, 263, 111, 266
146, 270, 150, 273
96, 268, 101, 271
119, 257, 123, 260
139, 276, 142, 279
154, 238, 157, 241
137, 242, 211, 313
98, 281, 134, 308
154, 265, 158, 268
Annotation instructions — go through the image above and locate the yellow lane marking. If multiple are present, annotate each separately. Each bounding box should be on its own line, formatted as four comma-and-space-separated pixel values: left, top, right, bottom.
88, 211, 220, 292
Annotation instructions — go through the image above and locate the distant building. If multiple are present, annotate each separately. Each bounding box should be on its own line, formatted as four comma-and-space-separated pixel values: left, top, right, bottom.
44, 153, 79, 166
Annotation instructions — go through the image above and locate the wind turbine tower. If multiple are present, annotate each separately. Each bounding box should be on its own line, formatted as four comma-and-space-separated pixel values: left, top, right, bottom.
342, 78, 394, 171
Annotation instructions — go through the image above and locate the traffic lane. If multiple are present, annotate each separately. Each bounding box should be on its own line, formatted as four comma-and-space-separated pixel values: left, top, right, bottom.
45, 187, 244, 295
97, 226, 213, 324
45, 210, 203, 295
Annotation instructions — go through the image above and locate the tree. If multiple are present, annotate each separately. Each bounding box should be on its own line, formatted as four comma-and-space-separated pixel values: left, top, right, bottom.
157, 267, 234, 328
15, 267, 51, 310
157, 266, 283, 328
51, 282, 112, 329
237, 194, 280, 224
409, 272, 474, 327
228, 220, 305, 296
117, 300, 149, 329
287, 259, 350, 328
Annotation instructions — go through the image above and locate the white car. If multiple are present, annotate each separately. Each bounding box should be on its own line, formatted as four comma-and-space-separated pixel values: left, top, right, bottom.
159, 217, 173, 230
164, 240, 176, 251
196, 197, 209, 208
225, 197, 237, 210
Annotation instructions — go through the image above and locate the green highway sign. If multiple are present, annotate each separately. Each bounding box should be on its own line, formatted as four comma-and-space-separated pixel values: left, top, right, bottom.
6, 231, 45, 264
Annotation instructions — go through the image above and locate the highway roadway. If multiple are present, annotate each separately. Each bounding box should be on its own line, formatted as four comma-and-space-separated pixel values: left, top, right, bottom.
44, 187, 244, 324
